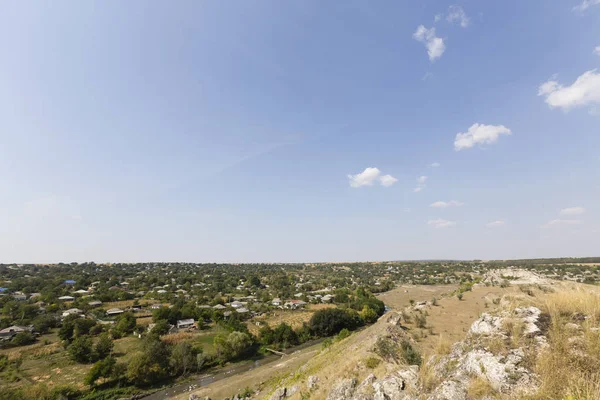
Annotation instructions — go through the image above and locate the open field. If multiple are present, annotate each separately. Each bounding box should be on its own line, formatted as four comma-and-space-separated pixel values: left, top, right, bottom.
247, 304, 336, 335
376, 284, 458, 310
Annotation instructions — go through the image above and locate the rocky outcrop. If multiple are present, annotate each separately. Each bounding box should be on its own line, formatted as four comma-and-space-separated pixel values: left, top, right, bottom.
325, 367, 418, 400
326, 378, 357, 400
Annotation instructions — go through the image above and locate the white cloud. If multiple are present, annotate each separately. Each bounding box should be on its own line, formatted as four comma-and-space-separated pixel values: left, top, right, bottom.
348, 167, 381, 188
413, 187, 423, 193
434, 14, 442, 23
542, 219, 583, 229
573, 0, 600, 12
428, 219, 456, 229
429, 162, 441, 167
486, 220, 505, 228
454, 123, 512, 151
417, 176, 428, 184
430, 200, 464, 208
379, 174, 398, 187
413, 25, 446, 62
446, 5, 470, 28
594, 46, 600, 56
560, 206, 586, 216
348, 168, 398, 188
538, 69, 600, 113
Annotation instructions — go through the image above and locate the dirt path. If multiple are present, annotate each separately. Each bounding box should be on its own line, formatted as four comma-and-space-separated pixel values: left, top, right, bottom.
169, 342, 322, 400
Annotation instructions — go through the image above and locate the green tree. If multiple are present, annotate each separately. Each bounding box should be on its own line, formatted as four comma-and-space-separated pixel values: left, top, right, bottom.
170, 342, 195, 376
360, 306, 379, 324
84, 356, 116, 386
68, 335, 94, 363
94, 333, 114, 359
152, 306, 170, 322
151, 319, 172, 336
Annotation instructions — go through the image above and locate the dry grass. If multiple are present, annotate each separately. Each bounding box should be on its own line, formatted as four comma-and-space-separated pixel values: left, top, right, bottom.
247, 306, 335, 335
467, 376, 496, 399
160, 332, 196, 345
529, 288, 600, 400
418, 358, 441, 392
486, 336, 508, 356
434, 335, 453, 356
544, 289, 600, 321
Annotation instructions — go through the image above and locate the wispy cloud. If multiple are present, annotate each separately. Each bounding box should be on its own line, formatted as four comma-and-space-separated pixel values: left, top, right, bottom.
446, 5, 470, 27
538, 70, 600, 113
413, 25, 446, 62
542, 219, 583, 229
560, 206, 586, 216
594, 46, 600, 56
430, 200, 464, 208
454, 123, 512, 151
486, 220, 505, 228
429, 162, 441, 168
413, 176, 427, 192
428, 219, 456, 228
573, 0, 600, 12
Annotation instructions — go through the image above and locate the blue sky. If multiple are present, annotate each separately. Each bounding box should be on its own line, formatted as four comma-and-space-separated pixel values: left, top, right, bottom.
1, 1, 599, 263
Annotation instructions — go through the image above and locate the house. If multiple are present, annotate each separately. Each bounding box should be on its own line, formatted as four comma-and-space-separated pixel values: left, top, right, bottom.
230, 301, 244, 309
58, 296, 75, 301
106, 308, 124, 316
64, 280, 76, 285
272, 298, 282, 306
198, 305, 212, 309
29, 293, 42, 299
12, 293, 27, 301
73, 289, 89, 295
0, 325, 34, 341
176, 319, 196, 329
150, 304, 162, 310
223, 311, 232, 318
88, 300, 103, 307
321, 294, 334, 303
131, 305, 142, 311
236, 307, 250, 314
213, 304, 227, 310
62, 308, 83, 317
284, 300, 307, 310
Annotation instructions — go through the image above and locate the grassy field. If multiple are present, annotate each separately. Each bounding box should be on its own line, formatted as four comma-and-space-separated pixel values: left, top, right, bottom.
247, 304, 336, 335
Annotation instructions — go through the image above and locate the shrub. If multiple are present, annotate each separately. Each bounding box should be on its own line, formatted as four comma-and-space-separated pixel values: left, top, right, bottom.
365, 356, 381, 369
11, 332, 35, 347
400, 340, 422, 366
415, 313, 427, 329
336, 328, 351, 341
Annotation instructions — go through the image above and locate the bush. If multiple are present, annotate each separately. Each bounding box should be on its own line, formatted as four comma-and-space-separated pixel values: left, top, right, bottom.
336, 328, 351, 341
365, 356, 381, 369
11, 332, 35, 346
400, 340, 422, 366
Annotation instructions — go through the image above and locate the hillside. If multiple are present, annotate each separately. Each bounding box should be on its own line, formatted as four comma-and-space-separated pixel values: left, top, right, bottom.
192, 272, 600, 400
